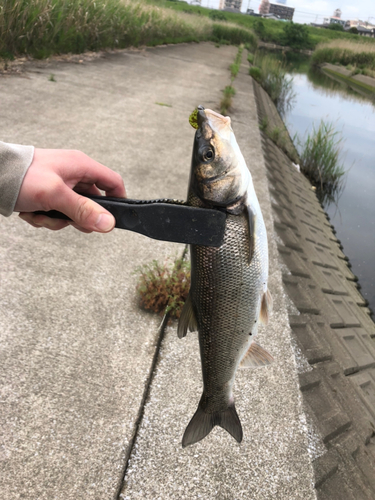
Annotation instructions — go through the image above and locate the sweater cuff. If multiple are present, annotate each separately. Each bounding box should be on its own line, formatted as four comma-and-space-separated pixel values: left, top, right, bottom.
0, 142, 35, 217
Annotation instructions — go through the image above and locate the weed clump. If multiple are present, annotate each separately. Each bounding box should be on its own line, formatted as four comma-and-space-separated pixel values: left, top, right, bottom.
135, 257, 190, 319
296, 120, 346, 205
249, 66, 261, 81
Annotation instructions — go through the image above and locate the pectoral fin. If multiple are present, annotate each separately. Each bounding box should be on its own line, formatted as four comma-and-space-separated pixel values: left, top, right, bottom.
240, 341, 274, 368
245, 204, 256, 264
259, 289, 273, 325
177, 293, 197, 339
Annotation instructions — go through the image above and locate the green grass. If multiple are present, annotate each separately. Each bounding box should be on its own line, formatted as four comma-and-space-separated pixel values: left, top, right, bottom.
230, 43, 244, 79
220, 84, 236, 115
295, 120, 346, 206
0, 0, 256, 60
151, 0, 372, 49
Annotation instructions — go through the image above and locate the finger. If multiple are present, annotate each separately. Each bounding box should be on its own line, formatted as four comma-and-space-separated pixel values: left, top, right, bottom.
62, 153, 126, 198
54, 186, 115, 233
74, 183, 102, 196
19, 212, 70, 230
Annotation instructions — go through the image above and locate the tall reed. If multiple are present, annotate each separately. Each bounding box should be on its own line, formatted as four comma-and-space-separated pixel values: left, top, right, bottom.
311, 40, 375, 70
297, 120, 346, 206
250, 52, 295, 117
0, 0, 256, 59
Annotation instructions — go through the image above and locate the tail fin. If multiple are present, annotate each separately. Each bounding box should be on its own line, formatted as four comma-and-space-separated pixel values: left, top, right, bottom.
182, 402, 243, 448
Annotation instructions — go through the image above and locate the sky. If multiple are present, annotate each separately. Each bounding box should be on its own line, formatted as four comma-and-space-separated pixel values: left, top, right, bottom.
188, 0, 375, 25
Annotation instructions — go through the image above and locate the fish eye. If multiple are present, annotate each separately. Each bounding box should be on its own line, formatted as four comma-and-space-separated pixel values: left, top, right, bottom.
202, 147, 215, 163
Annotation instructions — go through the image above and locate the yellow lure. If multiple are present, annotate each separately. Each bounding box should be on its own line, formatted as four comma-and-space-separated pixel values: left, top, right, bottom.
188, 109, 199, 129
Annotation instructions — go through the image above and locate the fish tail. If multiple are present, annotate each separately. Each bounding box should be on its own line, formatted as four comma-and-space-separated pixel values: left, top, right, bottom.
182, 400, 243, 448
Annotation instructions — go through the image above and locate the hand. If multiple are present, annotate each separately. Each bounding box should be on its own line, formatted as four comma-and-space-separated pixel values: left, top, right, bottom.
15, 148, 126, 233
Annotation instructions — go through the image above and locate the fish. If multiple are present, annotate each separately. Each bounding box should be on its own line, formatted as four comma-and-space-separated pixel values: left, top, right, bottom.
178, 105, 273, 448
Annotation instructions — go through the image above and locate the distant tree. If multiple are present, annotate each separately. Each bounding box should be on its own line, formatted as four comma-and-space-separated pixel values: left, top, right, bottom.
209, 10, 227, 21
349, 27, 359, 34
283, 22, 310, 49
328, 23, 344, 31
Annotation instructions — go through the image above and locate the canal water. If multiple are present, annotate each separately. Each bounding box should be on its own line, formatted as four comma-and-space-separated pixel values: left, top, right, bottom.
271, 53, 375, 315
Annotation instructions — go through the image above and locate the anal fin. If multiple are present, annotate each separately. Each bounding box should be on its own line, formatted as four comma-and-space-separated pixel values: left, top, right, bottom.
177, 293, 197, 339
240, 341, 274, 368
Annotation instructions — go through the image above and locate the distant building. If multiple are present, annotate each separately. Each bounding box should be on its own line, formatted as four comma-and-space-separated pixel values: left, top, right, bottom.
219, 0, 242, 10
269, 2, 294, 20
344, 20, 375, 37
333, 8, 342, 18
259, 0, 270, 15
324, 9, 346, 27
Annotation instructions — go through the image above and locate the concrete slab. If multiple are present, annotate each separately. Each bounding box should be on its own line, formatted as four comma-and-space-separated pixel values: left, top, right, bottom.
0, 43, 257, 499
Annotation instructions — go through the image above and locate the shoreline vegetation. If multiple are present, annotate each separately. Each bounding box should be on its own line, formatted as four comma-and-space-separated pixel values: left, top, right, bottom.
247, 51, 347, 205
2, 0, 375, 62
0, 0, 256, 60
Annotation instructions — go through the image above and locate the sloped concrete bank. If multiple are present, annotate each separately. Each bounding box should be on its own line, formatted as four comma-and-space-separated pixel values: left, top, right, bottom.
253, 80, 375, 499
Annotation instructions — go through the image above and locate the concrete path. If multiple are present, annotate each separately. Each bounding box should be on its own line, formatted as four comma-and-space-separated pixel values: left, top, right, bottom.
0, 43, 315, 499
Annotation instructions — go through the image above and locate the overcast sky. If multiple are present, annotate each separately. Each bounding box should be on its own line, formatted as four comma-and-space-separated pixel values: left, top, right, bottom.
189, 0, 374, 25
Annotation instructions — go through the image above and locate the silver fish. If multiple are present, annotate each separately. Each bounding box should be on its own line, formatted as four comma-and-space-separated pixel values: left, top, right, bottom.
178, 106, 273, 447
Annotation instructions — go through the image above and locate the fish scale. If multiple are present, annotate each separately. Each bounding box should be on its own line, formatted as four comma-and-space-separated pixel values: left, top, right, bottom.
191, 211, 265, 415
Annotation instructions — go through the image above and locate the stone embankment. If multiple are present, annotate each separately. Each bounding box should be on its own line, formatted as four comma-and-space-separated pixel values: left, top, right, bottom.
320, 62, 375, 97
254, 79, 375, 499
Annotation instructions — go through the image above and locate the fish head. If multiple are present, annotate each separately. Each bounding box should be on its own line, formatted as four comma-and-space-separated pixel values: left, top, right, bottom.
189, 106, 250, 207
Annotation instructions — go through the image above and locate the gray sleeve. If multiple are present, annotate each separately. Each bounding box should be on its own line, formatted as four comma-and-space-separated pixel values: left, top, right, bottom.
0, 141, 34, 217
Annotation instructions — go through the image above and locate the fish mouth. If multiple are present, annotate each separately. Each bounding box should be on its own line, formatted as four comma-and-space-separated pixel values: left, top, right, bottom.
201, 169, 239, 186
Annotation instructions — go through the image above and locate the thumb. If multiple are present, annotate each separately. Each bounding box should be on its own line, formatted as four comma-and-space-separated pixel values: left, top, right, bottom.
55, 187, 115, 233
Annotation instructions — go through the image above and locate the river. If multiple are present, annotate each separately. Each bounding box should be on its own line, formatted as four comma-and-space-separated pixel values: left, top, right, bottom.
269, 53, 375, 316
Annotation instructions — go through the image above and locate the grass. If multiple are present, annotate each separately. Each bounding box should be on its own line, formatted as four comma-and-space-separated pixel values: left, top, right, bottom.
229, 43, 244, 79
135, 256, 190, 319
250, 51, 295, 118
220, 85, 236, 115
311, 40, 375, 71
219, 44, 242, 115
295, 120, 346, 205
0, 0, 257, 60
152, 0, 372, 49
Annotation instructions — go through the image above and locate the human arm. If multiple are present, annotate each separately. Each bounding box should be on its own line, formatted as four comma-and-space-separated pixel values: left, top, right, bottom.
0, 142, 126, 233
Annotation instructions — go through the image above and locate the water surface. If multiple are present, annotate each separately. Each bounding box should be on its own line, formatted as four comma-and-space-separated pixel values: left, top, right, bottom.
279, 55, 375, 314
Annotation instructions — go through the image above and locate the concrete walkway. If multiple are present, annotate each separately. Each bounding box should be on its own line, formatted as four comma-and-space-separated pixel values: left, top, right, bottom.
1, 44, 316, 499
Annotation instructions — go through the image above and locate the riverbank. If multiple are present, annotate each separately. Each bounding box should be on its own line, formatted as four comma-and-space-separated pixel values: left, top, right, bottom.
321, 62, 375, 98
253, 75, 375, 499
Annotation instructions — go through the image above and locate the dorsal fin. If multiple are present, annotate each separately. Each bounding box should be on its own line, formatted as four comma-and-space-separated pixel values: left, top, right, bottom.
240, 342, 274, 368
259, 289, 273, 325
